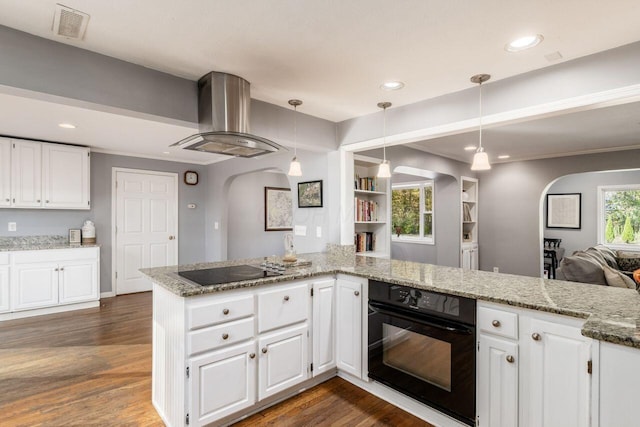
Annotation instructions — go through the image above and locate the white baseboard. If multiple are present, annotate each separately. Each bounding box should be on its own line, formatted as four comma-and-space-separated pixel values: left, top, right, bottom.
100, 291, 115, 298
0, 300, 100, 322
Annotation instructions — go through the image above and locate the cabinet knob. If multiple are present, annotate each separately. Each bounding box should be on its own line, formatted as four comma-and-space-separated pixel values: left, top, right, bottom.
37, 199, 40, 203
283, 295, 290, 302
46, 200, 50, 203
4, 198, 8, 202
54, 268, 59, 272
222, 333, 229, 340
222, 308, 229, 315
261, 348, 268, 354
492, 320, 501, 327
169, 235, 175, 240
532, 333, 541, 341
249, 353, 256, 359
354, 291, 360, 296
506, 355, 515, 363
59, 267, 64, 271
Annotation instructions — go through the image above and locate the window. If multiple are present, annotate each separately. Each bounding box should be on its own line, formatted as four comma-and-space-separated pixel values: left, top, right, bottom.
598, 185, 640, 247
392, 181, 434, 243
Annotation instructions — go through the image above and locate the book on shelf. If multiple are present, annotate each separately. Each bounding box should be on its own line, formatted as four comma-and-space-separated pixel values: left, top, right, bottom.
354, 175, 378, 192
354, 197, 379, 222
463, 202, 472, 222
354, 231, 376, 253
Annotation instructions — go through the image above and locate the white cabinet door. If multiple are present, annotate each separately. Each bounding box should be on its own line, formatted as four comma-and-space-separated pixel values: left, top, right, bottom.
59, 259, 99, 304
0, 266, 9, 313
12, 262, 58, 311
336, 278, 362, 377
189, 341, 256, 427
524, 318, 591, 427
0, 138, 11, 207
477, 334, 518, 427
312, 278, 336, 376
42, 143, 90, 209
258, 323, 309, 401
11, 140, 42, 208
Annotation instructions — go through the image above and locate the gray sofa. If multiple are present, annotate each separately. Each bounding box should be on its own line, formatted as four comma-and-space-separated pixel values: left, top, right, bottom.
556, 245, 640, 289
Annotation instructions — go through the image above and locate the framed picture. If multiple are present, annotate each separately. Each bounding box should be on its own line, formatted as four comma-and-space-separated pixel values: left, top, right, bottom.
298, 180, 323, 208
69, 229, 81, 244
264, 187, 293, 231
546, 193, 582, 229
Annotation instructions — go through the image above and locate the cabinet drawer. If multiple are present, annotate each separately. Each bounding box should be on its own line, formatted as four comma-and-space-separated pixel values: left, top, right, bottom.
478, 306, 518, 340
258, 283, 309, 333
188, 317, 254, 356
187, 294, 254, 330
0, 253, 8, 265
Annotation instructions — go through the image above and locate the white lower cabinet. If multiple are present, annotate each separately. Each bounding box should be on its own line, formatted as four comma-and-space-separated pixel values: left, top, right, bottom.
258, 323, 309, 400
336, 276, 364, 378
58, 259, 99, 304
312, 278, 336, 376
598, 341, 640, 426
12, 262, 59, 311
0, 258, 10, 313
477, 301, 592, 427
189, 341, 257, 426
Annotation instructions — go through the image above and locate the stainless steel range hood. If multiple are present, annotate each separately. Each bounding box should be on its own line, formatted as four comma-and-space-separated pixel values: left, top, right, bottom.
171, 72, 283, 158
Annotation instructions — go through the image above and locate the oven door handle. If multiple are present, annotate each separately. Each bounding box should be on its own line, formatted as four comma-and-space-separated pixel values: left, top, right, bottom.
368, 301, 474, 335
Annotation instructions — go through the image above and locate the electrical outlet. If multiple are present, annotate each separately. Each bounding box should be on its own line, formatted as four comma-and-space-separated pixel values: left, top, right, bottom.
8, 222, 16, 232
316, 226, 322, 238
214, 222, 219, 230
295, 225, 307, 236
493, 267, 499, 273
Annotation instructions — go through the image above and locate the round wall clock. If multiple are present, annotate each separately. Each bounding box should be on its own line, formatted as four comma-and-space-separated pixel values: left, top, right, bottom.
184, 171, 199, 185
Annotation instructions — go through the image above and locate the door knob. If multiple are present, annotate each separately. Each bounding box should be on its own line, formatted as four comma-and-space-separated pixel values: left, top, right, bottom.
169, 235, 175, 240
492, 320, 501, 327
506, 355, 515, 363
249, 353, 256, 359
354, 291, 360, 296
283, 295, 290, 301
262, 348, 268, 354
532, 333, 541, 341
222, 333, 229, 340
222, 308, 229, 315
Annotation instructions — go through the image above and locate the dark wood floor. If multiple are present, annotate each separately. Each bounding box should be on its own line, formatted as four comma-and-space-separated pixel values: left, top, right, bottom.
0, 292, 431, 426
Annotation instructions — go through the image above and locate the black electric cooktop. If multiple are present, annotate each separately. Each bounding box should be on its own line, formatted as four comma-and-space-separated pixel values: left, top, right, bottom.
177, 265, 282, 286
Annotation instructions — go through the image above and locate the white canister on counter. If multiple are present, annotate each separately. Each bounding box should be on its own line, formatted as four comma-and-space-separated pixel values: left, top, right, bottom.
82, 220, 96, 244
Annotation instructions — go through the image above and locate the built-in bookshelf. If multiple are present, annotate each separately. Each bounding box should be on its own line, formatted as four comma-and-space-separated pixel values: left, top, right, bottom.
461, 176, 479, 269
353, 155, 390, 258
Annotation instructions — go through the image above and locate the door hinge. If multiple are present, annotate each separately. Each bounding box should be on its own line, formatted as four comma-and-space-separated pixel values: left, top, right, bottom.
310, 363, 313, 372
88, 152, 90, 157
587, 360, 592, 375
88, 200, 90, 206
186, 366, 190, 378
115, 271, 118, 279
476, 415, 480, 426
477, 341, 480, 352
186, 413, 189, 425
310, 288, 314, 297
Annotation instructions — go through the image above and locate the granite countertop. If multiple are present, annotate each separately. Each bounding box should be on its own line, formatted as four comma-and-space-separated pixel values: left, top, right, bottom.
0, 236, 100, 252
140, 250, 640, 350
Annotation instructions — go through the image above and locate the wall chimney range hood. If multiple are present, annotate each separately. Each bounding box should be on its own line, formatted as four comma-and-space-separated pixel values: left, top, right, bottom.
171, 72, 283, 158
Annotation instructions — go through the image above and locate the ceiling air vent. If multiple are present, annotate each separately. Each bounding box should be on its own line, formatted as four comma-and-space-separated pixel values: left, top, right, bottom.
52, 4, 90, 40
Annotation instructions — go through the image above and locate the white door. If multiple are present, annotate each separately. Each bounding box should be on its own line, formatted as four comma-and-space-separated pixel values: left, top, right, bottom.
336, 278, 362, 377
42, 143, 90, 209
115, 169, 178, 294
312, 278, 336, 376
0, 137, 11, 207
12, 262, 59, 311
11, 140, 42, 208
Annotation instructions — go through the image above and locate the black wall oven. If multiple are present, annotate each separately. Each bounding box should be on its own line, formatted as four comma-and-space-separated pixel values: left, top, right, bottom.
368, 280, 476, 426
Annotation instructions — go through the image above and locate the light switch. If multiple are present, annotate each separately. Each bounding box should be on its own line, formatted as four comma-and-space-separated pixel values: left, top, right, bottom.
316, 226, 322, 238
295, 225, 307, 236
8, 222, 16, 232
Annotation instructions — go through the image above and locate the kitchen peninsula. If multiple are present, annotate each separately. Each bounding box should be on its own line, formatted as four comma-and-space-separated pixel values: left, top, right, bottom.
141, 247, 640, 427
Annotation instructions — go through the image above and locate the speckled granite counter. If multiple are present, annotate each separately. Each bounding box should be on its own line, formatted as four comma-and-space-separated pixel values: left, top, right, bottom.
140, 251, 640, 349
0, 235, 99, 252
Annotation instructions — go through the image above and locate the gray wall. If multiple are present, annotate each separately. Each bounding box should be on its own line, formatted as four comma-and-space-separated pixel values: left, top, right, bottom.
479, 149, 640, 277
0, 152, 209, 293
544, 169, 640, 257
227, 171, 291, 260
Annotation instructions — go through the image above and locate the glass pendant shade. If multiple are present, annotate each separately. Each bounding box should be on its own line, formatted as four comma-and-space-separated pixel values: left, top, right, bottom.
377, 160, 391, 178
470, 149, 491, 171
288, 156, 302, 176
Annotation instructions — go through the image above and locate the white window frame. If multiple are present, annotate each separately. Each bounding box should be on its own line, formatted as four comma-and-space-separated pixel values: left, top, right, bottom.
597, 184, 640, 250
391, 180, 435, 245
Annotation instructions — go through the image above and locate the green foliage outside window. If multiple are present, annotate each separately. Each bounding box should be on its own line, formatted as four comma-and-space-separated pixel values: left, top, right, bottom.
392, 183, 433, 239
604, 188, 640, 245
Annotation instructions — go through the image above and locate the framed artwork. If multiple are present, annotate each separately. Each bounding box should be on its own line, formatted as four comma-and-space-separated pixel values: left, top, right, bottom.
69, 229, 81, 244
298, 180, 323, 208
546, 193, 582, 229
264, 187, 293, 231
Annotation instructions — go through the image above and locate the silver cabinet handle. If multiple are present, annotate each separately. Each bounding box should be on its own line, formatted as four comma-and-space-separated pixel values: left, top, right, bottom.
261, 348, 268, 354
283, 295, 290, 302
532, 333, 541, 341
492, 320, 501, 327
222, 333, 229, 340
222, 308, 229, 315
249, 353, 256, 359
354, 291, 360, 296
506, 355, 515, 363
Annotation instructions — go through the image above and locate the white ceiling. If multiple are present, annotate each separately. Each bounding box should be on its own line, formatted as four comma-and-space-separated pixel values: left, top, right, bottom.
0, 1, 640, 164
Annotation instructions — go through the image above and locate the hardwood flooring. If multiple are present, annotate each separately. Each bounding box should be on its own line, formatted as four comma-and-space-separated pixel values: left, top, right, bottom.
0, 292, 432, 427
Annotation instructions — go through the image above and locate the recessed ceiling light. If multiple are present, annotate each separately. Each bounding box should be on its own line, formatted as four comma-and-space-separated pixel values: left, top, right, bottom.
498, 154, 511, 159
380, 81, 405, 91
464, 145, 477, 151
162, 151, 170, 154
58, 123, 76, 129
505, 34, 544, 52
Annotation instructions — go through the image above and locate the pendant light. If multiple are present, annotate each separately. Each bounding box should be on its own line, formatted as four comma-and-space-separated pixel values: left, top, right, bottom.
470, 74, 491, 171
377, 102, 392, 178
287, 99, 303, 177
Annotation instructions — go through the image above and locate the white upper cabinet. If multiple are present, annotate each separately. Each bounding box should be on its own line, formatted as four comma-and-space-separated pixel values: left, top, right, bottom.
42, 143, 90, 209
11, 139, 42, 208
0, 138, 11, 207
1, 138, 90, 210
